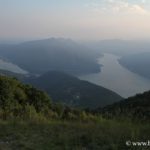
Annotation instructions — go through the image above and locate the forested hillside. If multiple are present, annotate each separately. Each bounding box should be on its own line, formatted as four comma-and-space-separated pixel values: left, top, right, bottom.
0, 75, 104, 120
99, 90, 150, 120
26, 71, 122, 109
0, 75, 51, 120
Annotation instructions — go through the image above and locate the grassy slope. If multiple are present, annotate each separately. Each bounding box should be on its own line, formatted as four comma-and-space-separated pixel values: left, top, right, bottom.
0, 119, 149, 150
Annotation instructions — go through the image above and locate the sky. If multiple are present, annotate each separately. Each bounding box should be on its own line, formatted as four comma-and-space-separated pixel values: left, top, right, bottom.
0, 0, 150, 41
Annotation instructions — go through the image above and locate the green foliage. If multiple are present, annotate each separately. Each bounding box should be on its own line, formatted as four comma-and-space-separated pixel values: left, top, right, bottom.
0, 75, 104, 122
99, 90, 150, 121
24, 86, 51, 113
0, 75, 51, 120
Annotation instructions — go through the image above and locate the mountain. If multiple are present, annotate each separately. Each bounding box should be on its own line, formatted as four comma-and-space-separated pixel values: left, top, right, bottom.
119, 52, 150, 79
0, 38, 101, 75
98, 91, 150, 120
86, 40, 150, 56
26, 71, 122, 109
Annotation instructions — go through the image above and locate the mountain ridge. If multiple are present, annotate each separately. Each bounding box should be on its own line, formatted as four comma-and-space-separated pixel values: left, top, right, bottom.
0, 38, 101, 75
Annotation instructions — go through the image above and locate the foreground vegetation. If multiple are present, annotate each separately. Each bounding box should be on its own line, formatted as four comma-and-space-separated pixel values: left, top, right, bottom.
0, 119, 150, 150
0, 75, 150, 150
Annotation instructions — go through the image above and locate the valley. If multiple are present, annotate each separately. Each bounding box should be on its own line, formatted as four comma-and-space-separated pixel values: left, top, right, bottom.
1, 0, 150, 149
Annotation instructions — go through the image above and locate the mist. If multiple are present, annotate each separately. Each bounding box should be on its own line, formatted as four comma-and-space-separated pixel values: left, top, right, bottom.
0, 0, 150, 41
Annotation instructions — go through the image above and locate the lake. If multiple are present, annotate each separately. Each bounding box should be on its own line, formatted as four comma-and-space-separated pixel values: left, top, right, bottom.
79, 53, 150, 98
0, 59, 28, 74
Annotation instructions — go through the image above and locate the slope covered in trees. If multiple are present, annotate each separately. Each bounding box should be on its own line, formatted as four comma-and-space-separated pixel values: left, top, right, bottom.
0, 75, 105, 121
26, 71, 122, 109
99, 91, 150, 120
0, 75, 52, 120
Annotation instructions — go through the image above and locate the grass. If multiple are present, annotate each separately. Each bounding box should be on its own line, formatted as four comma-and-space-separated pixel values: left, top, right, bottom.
0, 119, 149, 150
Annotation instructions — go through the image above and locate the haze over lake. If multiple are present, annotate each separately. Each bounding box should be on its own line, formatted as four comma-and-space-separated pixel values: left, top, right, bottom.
0, 59, 28, 74
1, 51, 150, 98
79, 53, 150, 98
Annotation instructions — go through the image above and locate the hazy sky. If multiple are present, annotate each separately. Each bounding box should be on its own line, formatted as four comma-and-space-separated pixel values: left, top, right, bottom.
0, 0, 150, 41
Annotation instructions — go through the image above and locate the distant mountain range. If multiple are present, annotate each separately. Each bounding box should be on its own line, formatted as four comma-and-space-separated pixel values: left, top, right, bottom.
86, 39, 150, 56
0, 38, 101, 75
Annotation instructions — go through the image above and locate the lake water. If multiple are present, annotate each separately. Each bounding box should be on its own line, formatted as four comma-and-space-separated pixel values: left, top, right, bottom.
0, 59, 28, 74
79, 53, 150, 98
